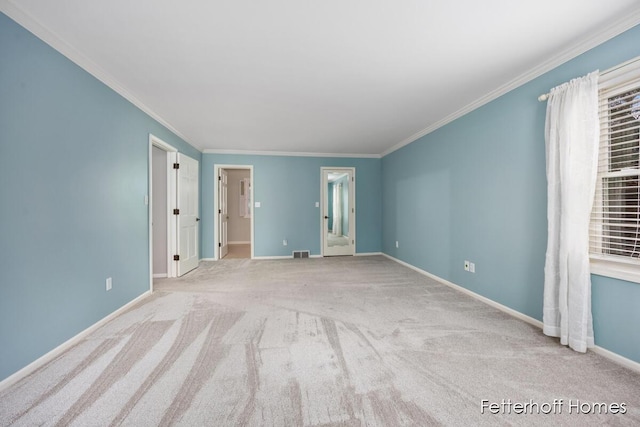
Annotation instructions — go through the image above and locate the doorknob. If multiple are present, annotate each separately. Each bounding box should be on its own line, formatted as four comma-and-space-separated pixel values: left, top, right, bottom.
196, 218, 200, 222
324, 216, 329, 219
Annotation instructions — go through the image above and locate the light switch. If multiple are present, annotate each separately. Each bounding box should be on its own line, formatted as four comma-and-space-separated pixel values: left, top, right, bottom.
315, 202, 319, 207
255, 202, 261, 208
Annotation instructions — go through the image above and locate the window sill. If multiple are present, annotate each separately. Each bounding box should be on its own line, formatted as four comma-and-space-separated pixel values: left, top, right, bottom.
590, 256, 640, 284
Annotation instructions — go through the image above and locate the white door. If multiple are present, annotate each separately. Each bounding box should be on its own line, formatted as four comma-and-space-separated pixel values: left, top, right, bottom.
219, 169, 229, 258
322, 168, 355, 256
177, 154, 199, 276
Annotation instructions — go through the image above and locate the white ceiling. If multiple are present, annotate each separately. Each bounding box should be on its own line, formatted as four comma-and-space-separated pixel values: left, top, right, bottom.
4, 1, 640, 156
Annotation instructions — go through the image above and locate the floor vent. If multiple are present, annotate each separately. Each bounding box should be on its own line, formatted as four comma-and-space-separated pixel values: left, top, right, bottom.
292, 250, 310, 259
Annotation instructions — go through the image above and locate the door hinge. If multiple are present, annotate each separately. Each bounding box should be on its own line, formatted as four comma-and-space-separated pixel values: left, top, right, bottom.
218, 242, 222, 247
218, 209, 222, 214
218, 175, 221, 181
173, 208, 180, 215
173, 255, 180, 261
173, 163, 180, 169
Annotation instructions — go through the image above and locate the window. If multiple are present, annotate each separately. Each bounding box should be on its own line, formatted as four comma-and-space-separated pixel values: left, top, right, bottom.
590, 56, 640, 282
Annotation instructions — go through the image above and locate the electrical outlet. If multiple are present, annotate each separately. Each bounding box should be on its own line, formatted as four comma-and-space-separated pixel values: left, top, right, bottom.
283, 239, 288, 246
106, 277, 112, 291
464, 261, 470, 271
470, 262, 475, 273
395, 241, 399, 248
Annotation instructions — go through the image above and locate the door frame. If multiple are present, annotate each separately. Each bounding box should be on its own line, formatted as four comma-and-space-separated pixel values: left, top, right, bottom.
148, 134, 178, 292
321, 167, 356, 256
213, 164, 254, 260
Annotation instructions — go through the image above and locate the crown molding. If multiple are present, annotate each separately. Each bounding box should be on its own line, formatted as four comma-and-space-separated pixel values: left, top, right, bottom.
203, 148, 381, 159
1, 1, 201, 152
4, 0, 639, 159
381, 8, 640, 158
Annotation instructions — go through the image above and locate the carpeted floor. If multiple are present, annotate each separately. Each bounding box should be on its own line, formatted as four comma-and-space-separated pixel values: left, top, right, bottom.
327, 233, 349, 247
223, 243, 251, 259
1, 256, 639, 426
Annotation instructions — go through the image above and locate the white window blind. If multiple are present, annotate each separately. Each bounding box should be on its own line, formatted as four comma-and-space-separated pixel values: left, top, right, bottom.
590, 57, 640, 266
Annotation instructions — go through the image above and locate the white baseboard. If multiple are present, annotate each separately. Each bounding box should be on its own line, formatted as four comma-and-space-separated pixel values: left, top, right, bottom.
252, 255, 292, 260
382, 253, 640, 374
152, 273, 167, 279
382, 254, 542, 328
591, 344, 640, 374
199, 258, 216, 262
253, 255, 323, 260
254, 253, 381, 259
0, 290, 152, 392
228, 241, 251, 245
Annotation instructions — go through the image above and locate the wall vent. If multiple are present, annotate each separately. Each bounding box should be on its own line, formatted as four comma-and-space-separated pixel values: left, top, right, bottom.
292, 250, 310, 259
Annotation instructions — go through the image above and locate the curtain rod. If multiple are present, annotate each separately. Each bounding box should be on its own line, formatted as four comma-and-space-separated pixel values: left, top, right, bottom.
538, 71, 604, 102
537, 56, 640, 102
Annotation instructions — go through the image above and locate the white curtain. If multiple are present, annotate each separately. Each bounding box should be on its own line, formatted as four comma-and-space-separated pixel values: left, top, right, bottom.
543, 71, 599, 353
332, 183, 342, 236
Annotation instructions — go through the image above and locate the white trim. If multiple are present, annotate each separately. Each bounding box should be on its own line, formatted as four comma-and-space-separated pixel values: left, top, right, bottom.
590, 257, 640, 284
1, 1, 200, 152
200, 258, 216, 261
214, 164, 254, 261
381, 9, 640, 158
252, 255, 291, 260
381, 254, 542, 328
355, 252, 383, 256
0, 290, 152, 392
228, 241, 251, 245
591, 345, 640, 374
239, 254, 323, 259
204, 148, 380, 159
4, 0, 639, 160
152, 273, 167, 279
321, 167, 356, 257
148, 135, 179, 291
383, 253, 640, 374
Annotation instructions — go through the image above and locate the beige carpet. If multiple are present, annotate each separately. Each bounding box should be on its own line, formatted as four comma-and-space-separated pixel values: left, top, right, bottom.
1, 256, 639, 426
223, 243, 251, 259
327, 233, 349, 247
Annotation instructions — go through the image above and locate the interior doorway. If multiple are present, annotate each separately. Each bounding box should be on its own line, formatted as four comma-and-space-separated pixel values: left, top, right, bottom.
152, 145, 169, 278
149, 135, 200, 290
215, 165, 254, 260
321, 167, 355, 256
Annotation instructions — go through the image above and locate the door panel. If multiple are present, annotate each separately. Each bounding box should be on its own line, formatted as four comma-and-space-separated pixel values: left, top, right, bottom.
322, 168, 355, 256
219, 169, 229, 258
177, 154, 199, 276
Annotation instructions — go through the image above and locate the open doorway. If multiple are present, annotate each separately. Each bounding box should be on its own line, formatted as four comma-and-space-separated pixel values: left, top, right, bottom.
215, 165, 254, 260
149, 135, 177, 290
152, 145, 169, 278
149, 135, 200, 291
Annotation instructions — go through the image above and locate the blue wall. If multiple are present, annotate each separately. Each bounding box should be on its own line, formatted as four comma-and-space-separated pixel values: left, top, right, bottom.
201, 154, 381, 258
2, 8, 638, 384
0, 13, 200, 382
382, 24, 640, 364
